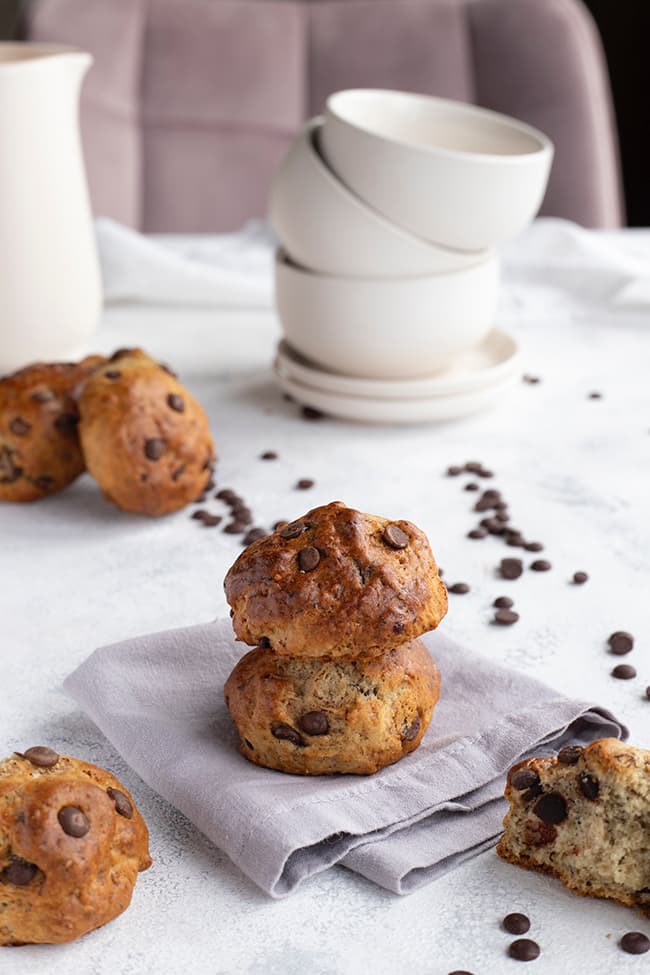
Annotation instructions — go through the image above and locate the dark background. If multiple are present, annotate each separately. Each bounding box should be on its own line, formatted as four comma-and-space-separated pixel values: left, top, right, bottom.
1, 0, 647, 226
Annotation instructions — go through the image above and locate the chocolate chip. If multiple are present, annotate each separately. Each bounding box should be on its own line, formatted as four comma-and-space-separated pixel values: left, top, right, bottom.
301, 405, 324, 420
21, 746, 59, 768
58, 805, 89, 837
478, 469, 494, 478
508, 939, 540, 961
166, 393, 185, 412
110, 348, 132, 361
54, 413, 79, 434
533, 792, 567, 824
446, 465, 463, 476
279, 521, 306, 540
530, 559, 551, 572
297, 546, 320, 572
104, 370, 121, 380
171, 464, 185, 481
107, 787, 133, 819
244, 739, 254, 750
612, 664, 636, 679
33, 475, 55, 492
232, 505, 253, 524
271, 723, 304, 746
216, 488, 237, 503
572, 571, 588, 584
494, 609, 519, 625
223, 521, 246, 534
620, 932, 650, 955
506, 535, 525, 547
449, 582, 470, 594
295, 478, 314, 490
500, 558, 523, 580
578, 773, 599, 800
243, 527, 268, 545
510, 769, 540, 792
144, 437, 166, 461
646, 686, 650, 700
383, 524, 409, 549
192, 509, 209, 520
494, 596, 514, 609
447, 971, 474, 975
31, 389, 55, 403
557, 745, 583, 765
524, 541, 544, 552
402, 716, 421, 741
608, 631, 634, 655
201, 514, 222, 527
258, 637, 271, 648
2, 859, 38, 886
260, 451, 277, 460
0, 447, 22, 483
468, 528, 487, 539
464, 482, 480, 491
298, 711, 329, 736
465, 461, 483, 472
495, 511, 510, 523
9, 417, 31, 436
274, 520, 288, 530
503, 913, 530, 935
588, 391, 602, 400
523, 374, 540, 384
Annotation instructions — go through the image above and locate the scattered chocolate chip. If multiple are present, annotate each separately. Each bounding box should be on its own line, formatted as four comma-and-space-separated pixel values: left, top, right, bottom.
166, 393, 185, 412
231, 506, 253, 525
53, 413, 79, 434
223, 521, 246, 534
273, 520, 288, 531
524, 542, 544, 552
646, 687, 650, 700
9, 417, 31, 436
260, 451, 278, 460
495, 512, 510, 523
464, 482, 480, 491
510, 769, 540, 792
572, 571, 588, 585
446, 465, 463, 476
192, 509, 209, 520
609, 631, 634, 655
485, 519, 506, 535
612, 664, 637, 680
508, 939, 540, 961
447, 971, 474, 975
506, 535, 525, 547
530, 560, 551, 572
557, 745, 583, 765
500, 558, 523, 580
301, 406, 323, 421
297, 546, 320, 572
478, 469, 494, 478
271, 724, 304, 746
279, 521, 306, 540
383, 524, 409, 550
468, 527, 488, 539
31, 389, 55, 403
144, 437, 166, 460
523, 374, 540, 384
449, 582, 470, 594
21, 746, 59, 768
107, 787, 133, 819
243, 527, 268, 545
201, 514, 222, 527
588, 391, 602, 400
494, 609, 519, 625
578, 773, 599, 800
104, 370, 121, 380
58, 805, 90, 837
465, 462, 483, 472
295, 478, 314, 490
216, 488, 237, 503
503, 913, 530, 935
494, 596, 514, 609
298, 711, 329, 736
533, 792, 567, 824
402, 716, 421, 741
2, 859, 38, 886
620, 932, 650, 955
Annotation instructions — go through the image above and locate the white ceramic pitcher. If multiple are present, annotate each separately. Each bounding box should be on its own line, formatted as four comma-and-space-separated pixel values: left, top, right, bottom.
0, 43, 101, 374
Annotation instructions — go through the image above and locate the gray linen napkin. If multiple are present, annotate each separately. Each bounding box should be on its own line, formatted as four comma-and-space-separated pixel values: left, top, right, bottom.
63, 620, 626, 897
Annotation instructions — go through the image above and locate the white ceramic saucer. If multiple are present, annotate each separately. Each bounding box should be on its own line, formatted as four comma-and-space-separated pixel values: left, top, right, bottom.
274, 361, 519, 424
275, 329, 519, 401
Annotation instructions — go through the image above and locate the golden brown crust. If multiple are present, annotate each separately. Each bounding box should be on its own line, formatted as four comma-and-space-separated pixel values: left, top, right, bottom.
224, 501, 447, 659
78, 348, 215, 516
497, 738, 650, 917
0, 356, 105, 502
224, 639, 441, 775
0, 750, 151, 945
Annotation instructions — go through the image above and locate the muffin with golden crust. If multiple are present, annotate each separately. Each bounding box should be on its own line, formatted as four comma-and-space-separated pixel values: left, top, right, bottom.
0, 746, 151, 946
224, 501, 447, 660
225, 639, 440, 775
498, 738, 650, 916
0, 356, 104, 502
78, 348, 215, 516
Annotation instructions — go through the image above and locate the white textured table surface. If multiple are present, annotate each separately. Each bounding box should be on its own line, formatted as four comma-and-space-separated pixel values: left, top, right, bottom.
3, 229, 650, 975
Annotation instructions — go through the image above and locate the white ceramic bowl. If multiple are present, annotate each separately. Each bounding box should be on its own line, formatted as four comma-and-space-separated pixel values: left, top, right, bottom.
269, 118, 487, 276
274, 248, 499, 380
321, 89, 553, 251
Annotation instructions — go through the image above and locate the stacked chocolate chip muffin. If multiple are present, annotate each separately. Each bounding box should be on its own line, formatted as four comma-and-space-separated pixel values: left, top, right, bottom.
223, 501, 448, 775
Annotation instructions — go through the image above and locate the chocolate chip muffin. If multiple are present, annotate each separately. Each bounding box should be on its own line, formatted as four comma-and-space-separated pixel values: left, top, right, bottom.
225, 639, 440, 775
0, 356, 105, 502
498, 739, 650, 915
78, 349, 215, 516
224, 501, 447, 659
0, 747, 151, 945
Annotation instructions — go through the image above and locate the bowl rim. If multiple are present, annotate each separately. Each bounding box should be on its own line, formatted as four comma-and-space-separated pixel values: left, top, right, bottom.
325, 88, 554, 165
274, 246, 496, 284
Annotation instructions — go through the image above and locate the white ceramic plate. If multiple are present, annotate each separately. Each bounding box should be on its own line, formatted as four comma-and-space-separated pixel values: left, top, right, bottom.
275, 329, 519, 401
274, 361, 519, 424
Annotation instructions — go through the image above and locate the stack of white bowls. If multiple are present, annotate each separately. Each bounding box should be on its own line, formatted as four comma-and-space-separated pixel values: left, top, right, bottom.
270, 89, 553, 422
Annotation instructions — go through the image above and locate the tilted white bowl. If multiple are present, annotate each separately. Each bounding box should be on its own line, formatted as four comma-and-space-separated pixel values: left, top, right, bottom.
274, 248, 499, 380
321, 89, 554, 251
269, 117, 487, 276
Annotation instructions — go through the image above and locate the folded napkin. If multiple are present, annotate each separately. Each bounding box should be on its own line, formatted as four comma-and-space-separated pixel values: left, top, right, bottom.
64, 620, 626, 897
96, 218, 275, 307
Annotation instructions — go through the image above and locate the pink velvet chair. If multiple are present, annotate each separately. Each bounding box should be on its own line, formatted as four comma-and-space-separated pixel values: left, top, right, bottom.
27, 0, 623, 232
